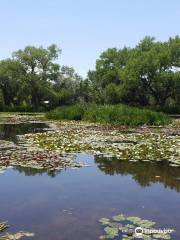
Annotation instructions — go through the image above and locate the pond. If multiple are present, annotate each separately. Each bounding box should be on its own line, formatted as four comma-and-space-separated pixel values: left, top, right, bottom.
0, 122, 180, 239
0, 122, 48, 142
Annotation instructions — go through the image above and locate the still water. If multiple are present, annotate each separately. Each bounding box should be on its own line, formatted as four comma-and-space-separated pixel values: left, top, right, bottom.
0, 124, 180, 239
0, 122, 48, 141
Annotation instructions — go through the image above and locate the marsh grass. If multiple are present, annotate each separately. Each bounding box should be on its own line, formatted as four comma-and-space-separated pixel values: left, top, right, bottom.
46, 104, 170, 126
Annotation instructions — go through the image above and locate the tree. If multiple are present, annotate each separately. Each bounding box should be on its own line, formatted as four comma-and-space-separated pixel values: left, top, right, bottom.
0, 59, 26, 106
0, 44, 85, 110
54, 66, 82, 105
0, 89, 5, 110
121, 36, 180, 107
12, 45, 61, 108
0, 38, 179, 113
88, 36, 180, 111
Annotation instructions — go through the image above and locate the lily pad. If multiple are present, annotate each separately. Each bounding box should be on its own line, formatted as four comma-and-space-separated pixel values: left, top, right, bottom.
99, 218, 110, 225
112, 214, 125, 222
99, 213, 174, 240
104, 226, 119, 239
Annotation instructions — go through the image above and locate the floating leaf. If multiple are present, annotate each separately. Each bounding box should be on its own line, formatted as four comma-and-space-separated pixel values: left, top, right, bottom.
104, 226, 119, 239
112, 214, 125, 222
99, 213, 175, 240
99, 218, 110, 225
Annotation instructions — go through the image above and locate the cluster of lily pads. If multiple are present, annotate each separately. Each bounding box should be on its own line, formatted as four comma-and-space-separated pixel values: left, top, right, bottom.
22, 122, 180, 166
0, 138, 86, 175
0, 221, 34, 240
99, 214, 174, 239
0, 119, 90, 175
0, 116, 179, 174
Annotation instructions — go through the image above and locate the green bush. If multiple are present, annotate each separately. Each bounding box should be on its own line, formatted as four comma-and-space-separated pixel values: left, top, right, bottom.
47, 104, 86, 121
4, 104, 34, 112
46, 104, 170, 126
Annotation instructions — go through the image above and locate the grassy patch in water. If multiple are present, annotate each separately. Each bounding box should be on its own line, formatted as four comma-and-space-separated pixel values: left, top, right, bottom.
46, 104, 170, 126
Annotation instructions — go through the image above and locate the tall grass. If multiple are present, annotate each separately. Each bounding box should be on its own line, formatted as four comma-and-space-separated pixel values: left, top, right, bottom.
46, 104, 170, 126
47, 105, 85, 121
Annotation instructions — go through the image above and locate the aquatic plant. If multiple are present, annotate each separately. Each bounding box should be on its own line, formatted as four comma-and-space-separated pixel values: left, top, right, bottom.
99, 218, 111, 225
112, 214, 125, 222
0, 139, 87, 174
0, 222, 9, 232
104, 226, 119, 239
22, 123, 180, 166
46, 104, 170, 126
99, 213, 174, 239
0, 221, 34, 240
0, 116, 179, 175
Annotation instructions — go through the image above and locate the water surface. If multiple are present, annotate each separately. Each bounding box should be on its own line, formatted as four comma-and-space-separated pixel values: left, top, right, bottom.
0, 122, 48, 142
0, 154, 180, 239
0, 123, 180, 239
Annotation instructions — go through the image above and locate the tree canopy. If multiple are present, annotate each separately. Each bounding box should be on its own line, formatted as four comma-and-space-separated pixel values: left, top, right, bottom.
88, 36, 180, 112
0, 36, 179, 113
0, 45, 82, 111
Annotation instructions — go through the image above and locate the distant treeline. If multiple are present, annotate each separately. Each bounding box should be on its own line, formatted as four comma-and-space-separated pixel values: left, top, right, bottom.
0, 36, 179, 113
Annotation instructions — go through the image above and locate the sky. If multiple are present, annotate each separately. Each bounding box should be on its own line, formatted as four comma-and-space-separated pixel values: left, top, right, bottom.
0, 0, 179, 77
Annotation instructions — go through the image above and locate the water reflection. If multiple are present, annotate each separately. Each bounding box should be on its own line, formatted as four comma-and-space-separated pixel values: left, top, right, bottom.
11, 153, 180, 194
14, 166, 62, 178
95, 155, 180, 192
0, 122, 48, 141
1, 154, 180, 240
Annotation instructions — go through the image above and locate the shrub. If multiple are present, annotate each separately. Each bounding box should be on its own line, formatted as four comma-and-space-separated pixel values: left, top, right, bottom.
47, 104, 86, 121
46, 104, 170, 126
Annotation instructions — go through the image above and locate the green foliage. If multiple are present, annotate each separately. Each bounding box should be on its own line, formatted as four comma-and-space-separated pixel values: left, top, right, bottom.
99, 213, 173, 240
0, 36, 179, 114
0, 45, 82, 111
47, 104, 170, 126
88, 36, 180, 113
104, 226, 119, 239
0, 89, 5, 110
99, 218, 110, 225
47, 104, 86, 121
112, 214, 125, 221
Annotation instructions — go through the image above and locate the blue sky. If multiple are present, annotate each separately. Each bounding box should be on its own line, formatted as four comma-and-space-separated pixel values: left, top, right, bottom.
0, 0, 179, 77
